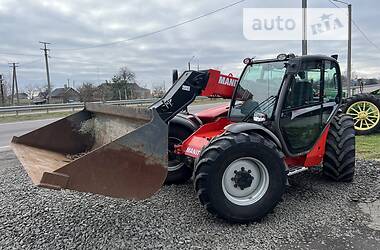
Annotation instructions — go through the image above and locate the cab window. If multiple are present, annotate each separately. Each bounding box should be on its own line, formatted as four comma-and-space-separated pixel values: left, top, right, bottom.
284, 60, 322, 109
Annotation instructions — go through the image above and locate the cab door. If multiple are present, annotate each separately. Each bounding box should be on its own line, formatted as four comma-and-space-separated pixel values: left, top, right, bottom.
278, 60, 340, 155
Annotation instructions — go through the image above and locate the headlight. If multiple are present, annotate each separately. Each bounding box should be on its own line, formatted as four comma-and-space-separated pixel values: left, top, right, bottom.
243, 58, 252, 64
276, 54, 287, 60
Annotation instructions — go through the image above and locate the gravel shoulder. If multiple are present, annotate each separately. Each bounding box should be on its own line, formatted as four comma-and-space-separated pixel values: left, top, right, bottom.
0, 150, 379, 249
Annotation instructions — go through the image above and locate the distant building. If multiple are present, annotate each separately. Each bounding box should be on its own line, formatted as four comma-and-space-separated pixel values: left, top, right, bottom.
51, 86, 80, 103
32, 91, 48, 104
17, 93, 29, 99
129, 83, 151, 99
7, 92, 28, 100
93, 82, 151, 101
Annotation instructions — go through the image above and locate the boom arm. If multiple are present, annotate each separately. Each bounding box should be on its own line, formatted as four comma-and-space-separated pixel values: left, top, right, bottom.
149, 69, 238, 122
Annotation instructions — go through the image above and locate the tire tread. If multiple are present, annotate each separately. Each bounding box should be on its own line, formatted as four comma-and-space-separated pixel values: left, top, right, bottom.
323, 113, 356, 182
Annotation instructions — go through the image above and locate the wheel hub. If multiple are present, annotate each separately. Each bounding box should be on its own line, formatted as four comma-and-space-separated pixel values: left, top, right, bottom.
231, 167, 254, 190
358, 111, 368, 120
222, 157, 270, 206
168, 137, 185, 171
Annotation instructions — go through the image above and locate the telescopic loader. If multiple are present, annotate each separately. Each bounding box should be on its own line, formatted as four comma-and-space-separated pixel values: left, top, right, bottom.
12, 54, 356, 222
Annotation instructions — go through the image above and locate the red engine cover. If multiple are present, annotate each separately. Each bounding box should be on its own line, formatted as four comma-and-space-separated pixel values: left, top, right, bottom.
195, 104, 229, 124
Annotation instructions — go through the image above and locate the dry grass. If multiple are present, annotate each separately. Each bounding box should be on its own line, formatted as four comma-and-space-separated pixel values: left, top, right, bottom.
0, 111, 74, 124
356, 134, 380, 160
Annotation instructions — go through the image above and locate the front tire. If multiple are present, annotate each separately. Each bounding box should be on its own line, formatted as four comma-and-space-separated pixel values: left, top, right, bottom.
194, 133, 286, 223
323, 114, 356, 182
165, 125, 193, 184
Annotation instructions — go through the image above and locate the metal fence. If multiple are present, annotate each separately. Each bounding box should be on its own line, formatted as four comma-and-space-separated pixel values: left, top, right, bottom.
1, 83, 379, 117
351, 84, 380, 96
0, 99, 157, 116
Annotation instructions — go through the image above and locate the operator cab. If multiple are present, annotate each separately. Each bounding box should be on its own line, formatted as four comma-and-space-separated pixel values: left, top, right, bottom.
228, 54, 342, 156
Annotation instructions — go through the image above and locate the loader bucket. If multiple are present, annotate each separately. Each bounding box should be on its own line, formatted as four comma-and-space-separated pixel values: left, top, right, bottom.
11, 103, 168, 200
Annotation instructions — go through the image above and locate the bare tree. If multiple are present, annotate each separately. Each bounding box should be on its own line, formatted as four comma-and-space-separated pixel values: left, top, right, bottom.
152, 85, 166, 98
35, 85, 50, 100
24, 84, 39, 100
78, 82, 97, 102
5, 78, 11, 98
118, 66, 136, 81
111, 66, 136, 100
94, 81, 113, 101
352, 71, 359, 80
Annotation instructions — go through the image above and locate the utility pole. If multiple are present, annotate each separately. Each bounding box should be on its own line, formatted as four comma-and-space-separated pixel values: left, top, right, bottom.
302, 0, 308, 55
40, 41, 51, 103
332, 0, 352, 97
0, 74, 4, 106
347, 4, 352, 97
188, 56, 195, 70
9, 63, 19, 105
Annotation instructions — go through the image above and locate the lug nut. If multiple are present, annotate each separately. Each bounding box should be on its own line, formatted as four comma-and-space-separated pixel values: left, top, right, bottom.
241, 167, 245, 171
248, 170, 251, 174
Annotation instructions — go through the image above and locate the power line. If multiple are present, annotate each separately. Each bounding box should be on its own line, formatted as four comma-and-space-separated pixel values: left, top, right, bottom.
328, 0, 380, 51
55, 0, 246, 51
0, 51, 40, 57
21, 58, 43, 67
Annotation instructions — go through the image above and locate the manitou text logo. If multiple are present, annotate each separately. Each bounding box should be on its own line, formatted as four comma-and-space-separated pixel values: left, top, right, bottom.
218, 76, 238, 87
185, 147, 201, 156
243, 8, 348, 41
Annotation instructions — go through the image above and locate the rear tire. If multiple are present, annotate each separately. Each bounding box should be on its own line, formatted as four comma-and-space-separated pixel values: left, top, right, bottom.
344, 93, 380, 135
194, 133, 286, 223
165, 125, 193, 184
323, 114, 356, 182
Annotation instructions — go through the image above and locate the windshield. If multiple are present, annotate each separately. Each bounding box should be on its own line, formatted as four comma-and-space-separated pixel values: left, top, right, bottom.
230, 61, 286, 120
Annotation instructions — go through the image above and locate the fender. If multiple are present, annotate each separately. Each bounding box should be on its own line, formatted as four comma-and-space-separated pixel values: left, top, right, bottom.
169, 113, 202, 132
224, 123, 282, 149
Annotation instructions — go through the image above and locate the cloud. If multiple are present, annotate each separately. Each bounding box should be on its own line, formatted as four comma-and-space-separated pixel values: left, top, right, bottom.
0, 0, 379, 91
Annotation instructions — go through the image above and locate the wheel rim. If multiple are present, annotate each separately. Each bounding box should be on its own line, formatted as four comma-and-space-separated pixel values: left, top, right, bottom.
222, 157, 269, 206
168, 137, 184, 171
346, 101, 380, 131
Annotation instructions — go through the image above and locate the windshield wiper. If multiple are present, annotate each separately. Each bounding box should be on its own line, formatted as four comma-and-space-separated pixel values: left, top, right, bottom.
242, 95, 277, 122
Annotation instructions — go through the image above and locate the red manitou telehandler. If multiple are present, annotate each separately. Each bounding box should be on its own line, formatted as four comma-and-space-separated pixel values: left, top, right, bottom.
12, 54, 355, 223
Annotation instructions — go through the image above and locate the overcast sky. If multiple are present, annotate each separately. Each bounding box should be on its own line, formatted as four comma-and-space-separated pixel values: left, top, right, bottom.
0, 0, 378, 91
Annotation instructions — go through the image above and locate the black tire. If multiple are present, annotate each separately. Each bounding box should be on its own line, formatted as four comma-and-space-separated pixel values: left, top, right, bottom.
343, 93, 380, 135
194, 133, 287, 223
323, 114, 356, 182
165, 125, 193, 184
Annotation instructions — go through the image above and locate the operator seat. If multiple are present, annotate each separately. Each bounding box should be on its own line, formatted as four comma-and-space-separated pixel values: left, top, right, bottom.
287, 80, 314, 108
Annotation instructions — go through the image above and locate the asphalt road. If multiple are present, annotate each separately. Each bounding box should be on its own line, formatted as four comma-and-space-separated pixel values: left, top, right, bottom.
0, 102, 228, 150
